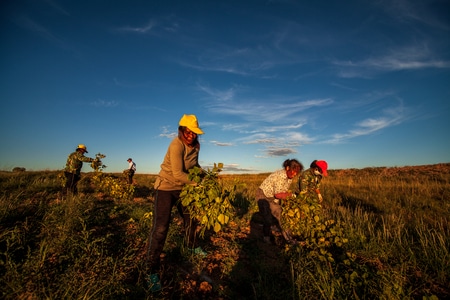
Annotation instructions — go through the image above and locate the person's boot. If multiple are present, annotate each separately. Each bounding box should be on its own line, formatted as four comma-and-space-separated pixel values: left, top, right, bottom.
146, 273, 161, 292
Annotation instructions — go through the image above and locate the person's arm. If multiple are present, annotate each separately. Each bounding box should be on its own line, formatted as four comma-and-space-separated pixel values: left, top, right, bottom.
315, 179, 323, 203
77, 152, 94, 162
274, 191, 293, 199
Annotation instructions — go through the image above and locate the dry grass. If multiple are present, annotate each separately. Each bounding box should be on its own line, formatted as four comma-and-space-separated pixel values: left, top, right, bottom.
1, 163, 449, 299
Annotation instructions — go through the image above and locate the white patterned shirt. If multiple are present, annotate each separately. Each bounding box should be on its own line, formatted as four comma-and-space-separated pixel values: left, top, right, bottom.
259, 169, 292, 198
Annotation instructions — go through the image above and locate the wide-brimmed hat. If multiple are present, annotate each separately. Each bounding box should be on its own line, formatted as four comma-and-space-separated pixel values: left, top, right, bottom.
316, 160, 328, 176
77, 144, 88, 153
179, 114, 204, 134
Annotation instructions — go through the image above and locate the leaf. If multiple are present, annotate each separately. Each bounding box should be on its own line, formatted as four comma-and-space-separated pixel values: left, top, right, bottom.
217, 213, 229, 225
214, 222, 221, 233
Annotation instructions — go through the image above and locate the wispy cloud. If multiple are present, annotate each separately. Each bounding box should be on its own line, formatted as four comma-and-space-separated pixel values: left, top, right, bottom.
159, 126, 177, 139
90, 99, 119, 107
214, 163, 256, 173
210, 141, 233, 147
12, 15, 81, 56
197, 82, 320, 158
241, 134, 278, 145
117, 21, 156, 34
116, 16, 180, 36
326, 102, 406, 144
197, 83, 333, 122
379, 0, 450, 31
264, 146, 297, 157
14, 15, 63, 46
44, 0, 70, 16
333, 44, 450, 78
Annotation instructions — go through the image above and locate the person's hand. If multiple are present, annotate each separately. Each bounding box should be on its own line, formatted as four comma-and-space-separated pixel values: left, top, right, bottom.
318, 193, 323, 203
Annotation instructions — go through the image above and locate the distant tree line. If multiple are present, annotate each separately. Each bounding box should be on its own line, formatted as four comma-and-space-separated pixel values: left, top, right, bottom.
12, 167, 26, 172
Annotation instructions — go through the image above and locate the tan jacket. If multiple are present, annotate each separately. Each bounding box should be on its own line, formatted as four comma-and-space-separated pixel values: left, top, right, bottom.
154, 137, 200, 191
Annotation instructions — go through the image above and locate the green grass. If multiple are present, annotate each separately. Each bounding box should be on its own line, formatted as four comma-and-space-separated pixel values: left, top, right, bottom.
0, 164, 449, 299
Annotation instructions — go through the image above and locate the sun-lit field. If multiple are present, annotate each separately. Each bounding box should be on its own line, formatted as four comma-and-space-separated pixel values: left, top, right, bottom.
1, 164, 449, 299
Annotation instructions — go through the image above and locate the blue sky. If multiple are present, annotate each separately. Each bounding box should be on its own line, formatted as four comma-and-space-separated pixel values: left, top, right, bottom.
1, 0, 449, 174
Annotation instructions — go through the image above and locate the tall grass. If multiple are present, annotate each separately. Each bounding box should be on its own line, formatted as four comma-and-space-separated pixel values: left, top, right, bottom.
318, 165, 450, 299
0, 164, 449, 299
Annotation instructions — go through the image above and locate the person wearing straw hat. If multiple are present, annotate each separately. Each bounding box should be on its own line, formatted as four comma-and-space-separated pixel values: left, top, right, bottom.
64, 144, 96, 195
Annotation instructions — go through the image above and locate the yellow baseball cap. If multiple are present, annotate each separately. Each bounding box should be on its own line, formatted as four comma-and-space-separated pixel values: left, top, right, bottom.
179, 114, 204, 134
77, 144, 88, 153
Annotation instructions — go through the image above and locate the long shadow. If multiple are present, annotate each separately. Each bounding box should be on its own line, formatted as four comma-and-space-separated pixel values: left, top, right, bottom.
233, 191, 251, 218
338, 192, 383, 214
133, 184, 153, 198
224, 211, 294, 300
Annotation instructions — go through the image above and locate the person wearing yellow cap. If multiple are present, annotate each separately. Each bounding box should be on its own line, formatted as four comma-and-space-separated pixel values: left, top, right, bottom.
299, 160, 328, 204
146, 114, 205, 292
64, 144, 96, 195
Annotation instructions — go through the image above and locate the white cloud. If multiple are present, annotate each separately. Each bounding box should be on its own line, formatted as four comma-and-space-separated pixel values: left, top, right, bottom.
158, 126, 177, 139
326, 103, 406, 144
333, 44, 450, 78
210, 141, 233, 147
90, 99, 119, 108
117, 21, 156, 34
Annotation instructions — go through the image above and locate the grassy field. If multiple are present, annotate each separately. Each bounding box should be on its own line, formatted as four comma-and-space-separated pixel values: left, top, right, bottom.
1, 164, 449, 299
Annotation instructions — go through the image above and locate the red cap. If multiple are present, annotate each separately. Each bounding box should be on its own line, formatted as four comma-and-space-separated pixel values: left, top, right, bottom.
316, 160, 328, 176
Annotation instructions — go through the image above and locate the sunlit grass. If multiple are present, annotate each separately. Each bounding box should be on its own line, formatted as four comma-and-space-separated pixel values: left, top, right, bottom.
0, 164, 449, 299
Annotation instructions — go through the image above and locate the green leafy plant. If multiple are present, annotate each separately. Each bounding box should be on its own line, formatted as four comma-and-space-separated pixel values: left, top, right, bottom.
90, 153, 134, 199
281, 194, 348, 262
180, 163, 237, 237
91, 153, 107, 171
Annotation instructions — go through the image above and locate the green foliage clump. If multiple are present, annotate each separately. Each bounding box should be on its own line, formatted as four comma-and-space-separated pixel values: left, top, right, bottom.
90, 153, 107, 171
91, 173, 135, 200
282, 194, 348, 262
180, 163, 237, 237
90, 154, 134, 200
57, 153, 134, 200
281, 194, 375, 299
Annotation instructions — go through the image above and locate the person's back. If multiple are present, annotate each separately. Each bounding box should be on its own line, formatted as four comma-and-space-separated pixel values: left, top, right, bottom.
66, 151, 85, 175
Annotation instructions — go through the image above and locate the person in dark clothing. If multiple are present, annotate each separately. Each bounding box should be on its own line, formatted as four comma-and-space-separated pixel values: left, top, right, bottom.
64, 144, 95, 195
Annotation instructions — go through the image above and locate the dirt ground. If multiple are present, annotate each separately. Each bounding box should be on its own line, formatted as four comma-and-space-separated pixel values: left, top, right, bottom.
142, 211, 293, 299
